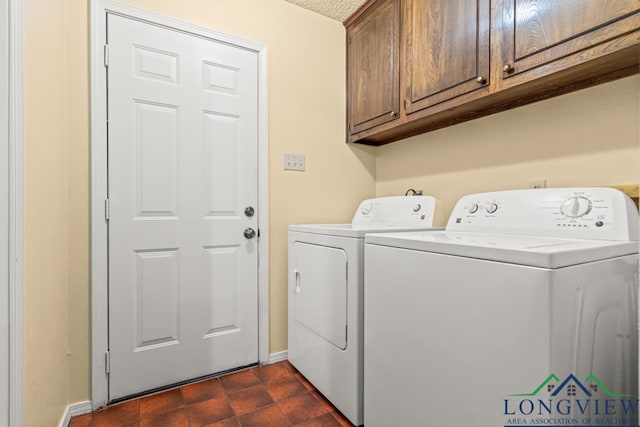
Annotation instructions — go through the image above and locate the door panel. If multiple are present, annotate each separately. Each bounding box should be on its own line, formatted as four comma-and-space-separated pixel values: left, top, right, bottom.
203, 113, 240, 215
134, 249, 180, 350
203, 245, 241, 336
107, 14, 259, 399
499, 0, 640, 78
292, 242, 348, 350
347, 0, 400, 135
404, 0, 490, 112
134, 101, 179, 217
411, 0, 477, 95
514, 0, 638, 59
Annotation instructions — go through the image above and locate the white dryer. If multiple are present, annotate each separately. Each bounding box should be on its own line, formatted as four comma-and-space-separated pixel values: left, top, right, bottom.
364, 188, 639, 427
288, 196, 443, 426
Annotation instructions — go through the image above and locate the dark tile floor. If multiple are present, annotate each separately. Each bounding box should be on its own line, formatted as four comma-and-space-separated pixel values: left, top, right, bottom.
69, 361, 355, 427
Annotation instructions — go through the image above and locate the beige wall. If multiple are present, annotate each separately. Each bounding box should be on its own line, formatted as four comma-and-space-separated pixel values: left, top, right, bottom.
24, 0, 70, 425
66, 0, 90, 405
376, 75, 640, 222
24, 0, 375, 425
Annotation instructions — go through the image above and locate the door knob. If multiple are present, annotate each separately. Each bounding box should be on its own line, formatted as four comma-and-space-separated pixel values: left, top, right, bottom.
244, 228, 257, 239
503, 64, 515, 74
244, 206, 255, 217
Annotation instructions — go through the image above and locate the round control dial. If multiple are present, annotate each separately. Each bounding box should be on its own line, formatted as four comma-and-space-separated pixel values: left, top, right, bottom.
486, 203, 498, 214
468, 203, 479, 214
560, 196, 592, 218
360, 202, 373, 215
413, 204, 421, 212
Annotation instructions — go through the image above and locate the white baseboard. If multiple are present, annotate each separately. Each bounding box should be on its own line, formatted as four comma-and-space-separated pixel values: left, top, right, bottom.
268, 350, 288, 364
58, 401, 92, 427
60, 353, 287, 426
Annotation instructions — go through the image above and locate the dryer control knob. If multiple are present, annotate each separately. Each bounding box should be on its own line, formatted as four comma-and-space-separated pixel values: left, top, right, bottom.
486, 203, 498, 214
560, 196, 592, 218
360, 203, 373, 215
413, 204, 421, 212
468, 203, 479, 214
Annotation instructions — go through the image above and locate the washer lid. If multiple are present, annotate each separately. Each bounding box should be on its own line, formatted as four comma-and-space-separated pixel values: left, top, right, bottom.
365, 231, 638, 268
289, 223, 442, 238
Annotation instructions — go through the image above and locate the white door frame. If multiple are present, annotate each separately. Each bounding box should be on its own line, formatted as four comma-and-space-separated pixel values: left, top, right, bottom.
2, 0, 23, 425
90, 0, 269, 409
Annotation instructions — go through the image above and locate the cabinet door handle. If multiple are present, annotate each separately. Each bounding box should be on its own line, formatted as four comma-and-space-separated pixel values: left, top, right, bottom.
476, 76, 487, 84
503, 64, 515, 74
390, 111, 397, 118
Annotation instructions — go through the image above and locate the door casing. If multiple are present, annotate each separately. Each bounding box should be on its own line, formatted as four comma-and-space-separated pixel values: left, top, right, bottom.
90, 0, 270, 409
2, 0, 23, 425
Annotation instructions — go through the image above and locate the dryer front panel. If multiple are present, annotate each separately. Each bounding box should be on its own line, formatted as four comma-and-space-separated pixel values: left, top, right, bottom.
291, 242, 348, 350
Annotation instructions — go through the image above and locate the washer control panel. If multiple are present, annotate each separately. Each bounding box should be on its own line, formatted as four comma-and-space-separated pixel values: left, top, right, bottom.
353, 196, 439, 227
448, 188, 638, 241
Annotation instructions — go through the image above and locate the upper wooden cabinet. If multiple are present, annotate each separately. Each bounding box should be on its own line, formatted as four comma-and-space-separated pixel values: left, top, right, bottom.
404, 0, 490, 114
345, 0, 640, 145
346, 0, 400, 136
496, 0, 640, 89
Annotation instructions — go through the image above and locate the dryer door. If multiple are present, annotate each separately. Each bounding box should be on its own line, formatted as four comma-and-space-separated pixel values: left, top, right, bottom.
292, 242, 348, 350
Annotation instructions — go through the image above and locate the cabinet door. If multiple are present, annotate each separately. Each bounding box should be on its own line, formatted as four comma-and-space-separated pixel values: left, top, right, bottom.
347, 0, 400, 136
497, 0, 640, 82
404, 0, 490, 114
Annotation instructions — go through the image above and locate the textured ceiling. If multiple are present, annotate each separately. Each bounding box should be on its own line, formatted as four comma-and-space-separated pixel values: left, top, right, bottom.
285, 0, 369, 22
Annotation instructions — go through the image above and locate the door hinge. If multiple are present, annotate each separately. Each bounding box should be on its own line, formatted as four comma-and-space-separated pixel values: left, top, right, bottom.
257, 228, 261, 238
403, 99, 407, 110
104, 44, 110, 68
104, 198, 110, 221
105, 350, 110, 374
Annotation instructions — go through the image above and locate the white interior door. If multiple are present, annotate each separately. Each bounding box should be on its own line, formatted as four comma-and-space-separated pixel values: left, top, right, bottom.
107, 13, 259, 400
0, 0, 9, 422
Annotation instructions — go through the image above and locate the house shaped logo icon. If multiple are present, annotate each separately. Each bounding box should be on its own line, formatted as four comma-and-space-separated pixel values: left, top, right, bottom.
510, 374, 633, 398
549, 374, 592, 397
510, 373, 634, 398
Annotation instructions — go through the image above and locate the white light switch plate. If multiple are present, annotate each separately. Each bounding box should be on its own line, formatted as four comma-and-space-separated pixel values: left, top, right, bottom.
284, 153, 305, 171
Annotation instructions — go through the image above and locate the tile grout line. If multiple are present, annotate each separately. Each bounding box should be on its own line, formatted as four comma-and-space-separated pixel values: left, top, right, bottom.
71, 361, 354, 427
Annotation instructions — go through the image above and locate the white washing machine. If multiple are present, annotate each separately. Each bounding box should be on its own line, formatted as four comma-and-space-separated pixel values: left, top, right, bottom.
364, 188, 639, 426
288, 196, 443, 426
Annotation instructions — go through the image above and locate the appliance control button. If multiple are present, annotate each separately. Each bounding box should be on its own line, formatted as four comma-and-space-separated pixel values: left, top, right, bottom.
413, 204, 421, 212
596, 221, 604, 227
486, 203, 498, 214
468, 203, 479, 214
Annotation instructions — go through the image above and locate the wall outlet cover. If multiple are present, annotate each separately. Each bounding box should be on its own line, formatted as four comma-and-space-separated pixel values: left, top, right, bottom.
529, 180, 546, 189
